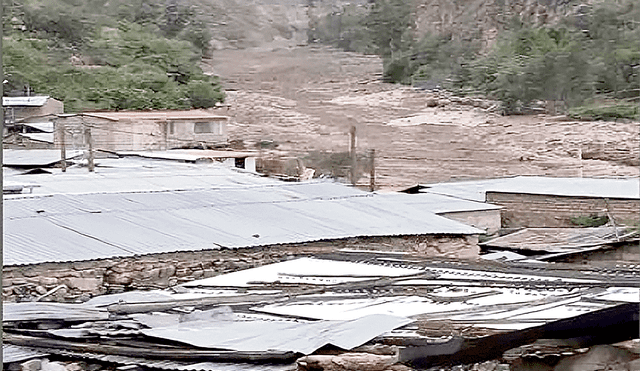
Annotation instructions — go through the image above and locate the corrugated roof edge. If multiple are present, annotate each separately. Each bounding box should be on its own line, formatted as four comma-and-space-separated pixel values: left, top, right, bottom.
418, 176, 640, 200
81, 110, 228, 121
4, 231, 482, 267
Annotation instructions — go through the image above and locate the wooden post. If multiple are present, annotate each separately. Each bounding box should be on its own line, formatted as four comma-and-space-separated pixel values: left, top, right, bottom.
163, 121, 169, 150
1, 3, 4, 362
349, 125, 356, 185
59, 121, 66, 172
369, 149, 375, 192
85, 126, 95, 172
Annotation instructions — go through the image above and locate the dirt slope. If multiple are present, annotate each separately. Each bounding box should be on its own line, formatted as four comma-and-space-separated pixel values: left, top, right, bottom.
205, 46, 639, 189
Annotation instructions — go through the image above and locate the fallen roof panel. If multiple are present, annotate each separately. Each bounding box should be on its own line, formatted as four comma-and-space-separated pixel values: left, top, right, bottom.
3, 302, 110, 322
481, 227, 635, 253
183, 257, 424, 287
22, 350, 295, 371
3, 345, 50, 364
142, 314, 412, 354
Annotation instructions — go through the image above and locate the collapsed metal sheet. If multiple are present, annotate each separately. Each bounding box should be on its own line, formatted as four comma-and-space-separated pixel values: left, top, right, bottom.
3, 302, 109, 322
84, 290, 179, 307
183, 257, 424, 287
141, 314, 412, 354
3, 344, 50, 364
33, 350, 296, 371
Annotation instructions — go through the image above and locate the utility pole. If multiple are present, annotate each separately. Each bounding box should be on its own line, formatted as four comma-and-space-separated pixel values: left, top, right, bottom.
369, 149, 375, 192
85, 126, 94, 172
59, 121, 66, 172
1, 1, 4, 364
349, 125, 356, 185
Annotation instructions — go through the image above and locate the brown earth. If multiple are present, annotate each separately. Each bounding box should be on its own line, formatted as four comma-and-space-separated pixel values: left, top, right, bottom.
204, 45, 639, 190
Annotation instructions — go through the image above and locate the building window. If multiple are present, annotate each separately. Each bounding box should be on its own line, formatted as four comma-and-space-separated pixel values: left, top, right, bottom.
194, 122, 222, 135
169, 122, 175, 134
235, 157, 245, 169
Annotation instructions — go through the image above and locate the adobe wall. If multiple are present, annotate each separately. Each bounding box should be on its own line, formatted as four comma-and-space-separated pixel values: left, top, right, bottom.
55, 117, 164, 151
55, 117, 228, 151
486, 192, 640, 228
439, 209, 502, 235
2, 234, 479, 303
167, 119, 228, 149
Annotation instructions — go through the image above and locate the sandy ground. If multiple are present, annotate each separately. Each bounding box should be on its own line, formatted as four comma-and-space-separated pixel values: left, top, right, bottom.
205, 45, 639, 189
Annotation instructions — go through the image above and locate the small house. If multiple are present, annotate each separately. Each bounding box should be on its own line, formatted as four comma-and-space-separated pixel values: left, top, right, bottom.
54, 110, 228, 151
418, 176, 640, 228
2, 96, 64, 125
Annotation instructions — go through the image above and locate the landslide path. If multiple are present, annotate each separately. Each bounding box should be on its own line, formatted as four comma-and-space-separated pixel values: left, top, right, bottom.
204, 46, 639, 189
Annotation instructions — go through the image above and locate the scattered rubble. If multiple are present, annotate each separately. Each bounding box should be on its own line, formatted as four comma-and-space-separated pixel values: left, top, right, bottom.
4, 254, 639, 371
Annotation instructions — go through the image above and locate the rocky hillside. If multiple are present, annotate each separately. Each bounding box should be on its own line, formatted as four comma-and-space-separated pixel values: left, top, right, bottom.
413, 0, 586, 51
200, 0, 588, 51
193, 0, 368, 50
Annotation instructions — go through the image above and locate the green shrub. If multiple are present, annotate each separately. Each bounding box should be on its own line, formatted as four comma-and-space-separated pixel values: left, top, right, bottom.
570, 214, 609, 227
568, 103, 639, 120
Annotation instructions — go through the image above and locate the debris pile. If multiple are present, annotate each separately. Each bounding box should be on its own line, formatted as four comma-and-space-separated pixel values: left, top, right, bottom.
4, 253, 638, 371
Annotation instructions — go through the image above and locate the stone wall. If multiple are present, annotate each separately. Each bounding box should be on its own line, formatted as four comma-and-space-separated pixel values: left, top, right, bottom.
486, 192, 640, 228
2, 234, 479, 303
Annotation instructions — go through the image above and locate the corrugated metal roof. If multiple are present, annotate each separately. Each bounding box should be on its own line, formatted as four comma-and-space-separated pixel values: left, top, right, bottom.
3, 345, 50, 364
183, 257, 423, 287
481, 227, 636, 253
3, 302, 110, 322
4, 184, 481, 265
83, 110, 227, 121
34, 351, 296, 371
118, 150, 257, 161
421, 176, 640, 201
3, 149, 84, 167
3, 96, 50, 107
21, 132, 54, 143
377, 192, 501, 213
142, 314, 411, 354
23, 122, 55, 132
3, 158, 280, 195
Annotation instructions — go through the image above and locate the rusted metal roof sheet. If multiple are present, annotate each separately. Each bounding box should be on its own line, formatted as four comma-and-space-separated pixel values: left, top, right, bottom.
421, 176, 640, 201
